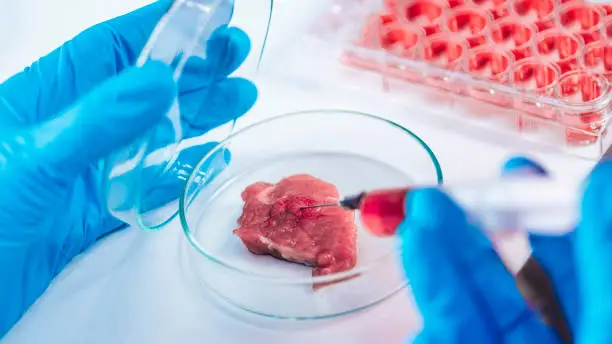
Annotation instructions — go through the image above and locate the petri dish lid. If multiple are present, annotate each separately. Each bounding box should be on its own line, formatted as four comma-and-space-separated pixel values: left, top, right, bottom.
105, 0, 273, 231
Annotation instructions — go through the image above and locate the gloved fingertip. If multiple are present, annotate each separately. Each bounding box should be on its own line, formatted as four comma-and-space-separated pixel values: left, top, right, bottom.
133, 60, 176, 97
176, 142, 220, 166
585, 160, 612, 189
100, 60, 176, 121
91, 60, 176, 129
206, 26, 251, 75
399, 202, 491, 341
582, 160, 612, 212
579, 161, 612, 229
210, 26, 251, 55
223, 77, 258, 115
36, 61, 177, 176
178, 77, 257, 137
502, 156, 547, 176
404, 188, 464, 230
226, 27, 252, 53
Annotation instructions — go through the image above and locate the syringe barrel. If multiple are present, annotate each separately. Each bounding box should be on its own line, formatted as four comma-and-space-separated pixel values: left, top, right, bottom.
357, 177, 581, 237
445, 177, 581, 235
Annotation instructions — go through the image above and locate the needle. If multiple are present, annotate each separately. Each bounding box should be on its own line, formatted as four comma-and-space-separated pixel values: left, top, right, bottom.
300, 193, 366, 211
300, 203, 339, 210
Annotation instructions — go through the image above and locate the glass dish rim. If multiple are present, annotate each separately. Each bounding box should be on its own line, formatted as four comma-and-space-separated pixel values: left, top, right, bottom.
179, 108, 444, 284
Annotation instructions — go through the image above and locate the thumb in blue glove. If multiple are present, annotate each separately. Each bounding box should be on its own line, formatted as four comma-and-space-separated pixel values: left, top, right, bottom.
399, 158, 561, 343
576, 161, 612, 343
401, 156, 612, 343
30, 62, 175, 176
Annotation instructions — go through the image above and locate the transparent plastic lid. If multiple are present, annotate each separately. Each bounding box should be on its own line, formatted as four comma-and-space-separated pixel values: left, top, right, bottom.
105, 0, 272, 231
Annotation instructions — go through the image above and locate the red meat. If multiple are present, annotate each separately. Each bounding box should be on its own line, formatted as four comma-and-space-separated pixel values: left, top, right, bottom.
233, 174, 358, 289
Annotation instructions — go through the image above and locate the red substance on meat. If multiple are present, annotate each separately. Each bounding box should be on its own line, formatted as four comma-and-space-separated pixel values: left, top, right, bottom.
233, 174, 358, 290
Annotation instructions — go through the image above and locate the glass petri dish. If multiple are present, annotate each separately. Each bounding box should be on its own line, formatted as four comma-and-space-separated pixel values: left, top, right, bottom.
180, 109, 443, 319
104, 0, 273, 231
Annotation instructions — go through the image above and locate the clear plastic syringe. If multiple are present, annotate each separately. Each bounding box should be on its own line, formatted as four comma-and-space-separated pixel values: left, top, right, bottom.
302, 177, 581, 236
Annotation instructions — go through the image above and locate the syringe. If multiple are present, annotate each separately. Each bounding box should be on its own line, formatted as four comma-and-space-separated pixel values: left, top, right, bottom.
302, 176, 581, 236
302, 177, 579, 342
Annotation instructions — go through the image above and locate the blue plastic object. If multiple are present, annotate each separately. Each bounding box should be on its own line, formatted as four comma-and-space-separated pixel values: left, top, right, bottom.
0, 0, 258, 338
399, 156, 612, 343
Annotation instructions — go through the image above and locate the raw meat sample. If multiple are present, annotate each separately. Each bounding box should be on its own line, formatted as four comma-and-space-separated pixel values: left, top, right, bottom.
233, 174, 358, 289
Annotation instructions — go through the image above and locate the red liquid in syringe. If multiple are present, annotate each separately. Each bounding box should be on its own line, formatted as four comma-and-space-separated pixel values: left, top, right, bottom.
358, 188, 409, 236
337, 188, 411, 237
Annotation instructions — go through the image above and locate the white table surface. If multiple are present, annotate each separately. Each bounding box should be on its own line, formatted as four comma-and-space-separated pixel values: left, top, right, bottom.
0, 0, 597, 343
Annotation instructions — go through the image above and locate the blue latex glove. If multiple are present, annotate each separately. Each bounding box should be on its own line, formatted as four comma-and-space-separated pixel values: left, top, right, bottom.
0, 0, 256, 338
399, 156, 612, 343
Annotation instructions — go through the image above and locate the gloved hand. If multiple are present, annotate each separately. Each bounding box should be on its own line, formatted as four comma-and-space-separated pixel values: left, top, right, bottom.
0, 0, 256, 338
399, 156, 611, 343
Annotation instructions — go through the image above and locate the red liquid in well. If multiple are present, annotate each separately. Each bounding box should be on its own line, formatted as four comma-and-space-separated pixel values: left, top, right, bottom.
467, 50, 511, 80
511, 60, 559, 129
378, 13, 398, 25
535, 32, 583, 73
423, 38, 465, 68
583, 42, 612, 80
382, 27, 420, 49
512, 0, 556, 31
447, 0, 466, 8
466, 49, 513, 105
559, 72, 602, 103
491, 20, 535, 60
361, 14, 423, 59
536, 34, 580, 60
422, 35, 466, 90
379, 24, 424, 81
471, 0, 509, 19
401, 0, 446, 35
558, 4, 603, 43
605, 17, 612, 39
513, 61, 558, 93
358, 14, 399, 48
446, 9, 490, 48
558, 71, 605, 145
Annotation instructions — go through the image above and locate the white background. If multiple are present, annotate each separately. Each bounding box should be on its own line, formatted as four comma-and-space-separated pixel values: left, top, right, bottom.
0, 0, 597, 343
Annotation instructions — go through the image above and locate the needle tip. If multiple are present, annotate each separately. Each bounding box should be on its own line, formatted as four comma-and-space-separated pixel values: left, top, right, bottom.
300, 203, 338, 210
